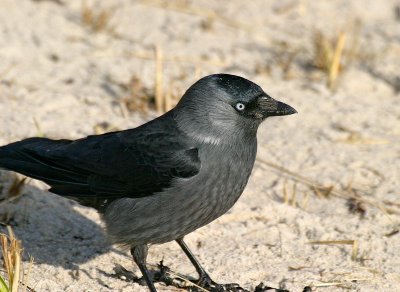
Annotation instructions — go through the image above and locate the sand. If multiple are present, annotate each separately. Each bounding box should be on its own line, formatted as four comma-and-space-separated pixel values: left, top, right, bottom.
0, 0, 399, 291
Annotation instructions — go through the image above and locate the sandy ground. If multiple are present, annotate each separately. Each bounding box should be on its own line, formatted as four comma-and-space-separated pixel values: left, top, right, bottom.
0, 0, 399, 291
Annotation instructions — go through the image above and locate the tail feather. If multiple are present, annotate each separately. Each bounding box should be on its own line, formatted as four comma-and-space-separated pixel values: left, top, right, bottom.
0, 137, 88, 187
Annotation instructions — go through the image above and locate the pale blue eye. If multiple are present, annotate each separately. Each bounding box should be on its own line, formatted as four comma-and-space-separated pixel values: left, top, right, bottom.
235, 102, 245, 111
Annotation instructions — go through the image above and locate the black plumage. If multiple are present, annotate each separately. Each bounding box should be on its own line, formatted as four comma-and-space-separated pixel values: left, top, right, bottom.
0, 74, 296, 292
0, 115, 200, 209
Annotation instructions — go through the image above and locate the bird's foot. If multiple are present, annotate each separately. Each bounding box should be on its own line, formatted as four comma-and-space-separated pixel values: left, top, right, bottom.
196, 273, 244, 291
196, 272, 215, 287
254, 282, 290, 292
197, 280, 291, 292
153, 260, 174, 286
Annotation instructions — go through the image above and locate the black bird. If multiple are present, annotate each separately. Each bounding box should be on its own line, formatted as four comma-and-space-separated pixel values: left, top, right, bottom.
0, 74, 296, 291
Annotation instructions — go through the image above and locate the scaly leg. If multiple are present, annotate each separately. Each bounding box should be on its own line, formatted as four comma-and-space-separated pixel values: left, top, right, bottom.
131, 245, 157, 292
176, 238, 230, 288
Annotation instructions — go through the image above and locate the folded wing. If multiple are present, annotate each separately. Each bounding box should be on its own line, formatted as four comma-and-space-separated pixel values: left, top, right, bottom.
0, 119, 200, 210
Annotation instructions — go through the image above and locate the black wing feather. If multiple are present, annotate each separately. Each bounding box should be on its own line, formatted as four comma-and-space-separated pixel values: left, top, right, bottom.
0, 115, 200, 209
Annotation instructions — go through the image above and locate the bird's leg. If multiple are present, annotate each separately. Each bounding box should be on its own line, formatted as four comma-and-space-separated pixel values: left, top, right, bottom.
131, 245, 157, 292
176, 238, 217, 287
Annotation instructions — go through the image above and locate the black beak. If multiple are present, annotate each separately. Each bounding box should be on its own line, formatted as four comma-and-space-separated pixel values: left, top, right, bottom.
273, 100, 297, 116
258, 95, 297, 118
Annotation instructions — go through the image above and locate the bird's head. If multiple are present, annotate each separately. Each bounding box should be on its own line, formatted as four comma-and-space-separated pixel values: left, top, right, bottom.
175, 74, 297, 145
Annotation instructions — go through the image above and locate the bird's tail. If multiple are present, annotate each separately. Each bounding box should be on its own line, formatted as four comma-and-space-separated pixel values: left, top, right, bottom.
0, 137, 79, 185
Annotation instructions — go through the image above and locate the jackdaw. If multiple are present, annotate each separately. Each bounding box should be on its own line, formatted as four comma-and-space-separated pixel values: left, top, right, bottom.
0, 74, 296, 291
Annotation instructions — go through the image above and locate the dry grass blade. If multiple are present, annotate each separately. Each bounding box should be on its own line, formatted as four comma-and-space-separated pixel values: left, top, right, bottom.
164, 84, 176, 112
312, 21, 363, 90
154, 45, 164, 113
21, 256, 33, 292
290, 183, 297, 207
282, 181, 303, 208
328, 31, 346, 89
165, 272, 208, 292
310, 281, 356, 288
313, 31, 332, 72
313, 30, 346, 89
301, 191, 310, 209
6, 177, 27, 201
308, 239, 358, 260
33, 118, 44, 138
256, 158, 399, 216
385, 229, 399, 237
0, 227, 22, 291
309, 273, 370, 288
283, 180, 289, 204
312, 282, 344, 288
313, 185, 334, 198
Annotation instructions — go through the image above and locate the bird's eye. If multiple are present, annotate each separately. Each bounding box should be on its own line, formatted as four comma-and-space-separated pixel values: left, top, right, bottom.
235, 102, 245, 111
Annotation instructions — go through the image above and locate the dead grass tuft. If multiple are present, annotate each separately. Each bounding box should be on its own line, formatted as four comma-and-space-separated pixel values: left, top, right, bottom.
0, 227, 21, 291
0, 227, 34, 292
312, 20, 363, 90
121, 76, 155, 113
115, 51, 182, 115
81, 0, 114, 33
313, 30, 345, 89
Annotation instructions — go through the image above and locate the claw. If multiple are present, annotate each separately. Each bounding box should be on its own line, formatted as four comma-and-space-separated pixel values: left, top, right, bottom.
196, 272, 216, 287
196, 274, 246, 291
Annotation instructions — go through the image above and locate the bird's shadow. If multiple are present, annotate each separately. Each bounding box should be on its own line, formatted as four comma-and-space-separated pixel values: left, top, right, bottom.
0, 174, 110, 270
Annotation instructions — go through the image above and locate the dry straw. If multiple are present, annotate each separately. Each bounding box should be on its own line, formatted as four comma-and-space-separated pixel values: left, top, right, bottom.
308, 239, 359, 261
0, 227, 21, 291
313, 20, 363, 90
0, 227, 33, 292
81, 0, 114, 33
